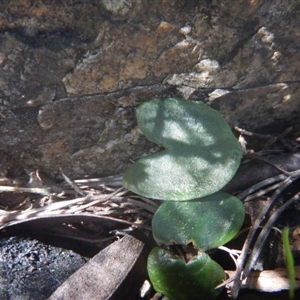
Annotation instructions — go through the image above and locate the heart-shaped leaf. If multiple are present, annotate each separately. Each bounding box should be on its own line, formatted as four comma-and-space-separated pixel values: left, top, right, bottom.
123, 98, 242, 201
152, 192, 245, 251
147, 246, 225, 300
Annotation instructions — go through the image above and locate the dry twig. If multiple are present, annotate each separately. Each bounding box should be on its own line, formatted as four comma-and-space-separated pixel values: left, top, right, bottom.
0, 172, 157, 238
226, 169, 300, 298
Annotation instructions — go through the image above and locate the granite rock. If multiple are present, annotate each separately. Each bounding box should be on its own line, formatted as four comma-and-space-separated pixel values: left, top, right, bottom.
0, 0, 299, 180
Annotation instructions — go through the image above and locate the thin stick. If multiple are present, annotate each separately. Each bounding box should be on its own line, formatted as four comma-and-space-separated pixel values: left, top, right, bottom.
242, 191, 300, 279
243, 180, 289, 202
60, 168, 87, 196
0, 190, 124, 224
231, 175, 295, 298
237, 173, 287, 200
246, 153, 292, 175
0, 213, 152, 231
73, 175, 123, 187
0, 186, 51, 195
66, 187, 124, 213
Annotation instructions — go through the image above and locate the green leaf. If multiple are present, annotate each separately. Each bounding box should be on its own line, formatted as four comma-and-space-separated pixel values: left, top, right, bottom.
282, 227, 296, 299
147, 246, 225, 300
123, 98, 242, 201
152, 192, 245, 251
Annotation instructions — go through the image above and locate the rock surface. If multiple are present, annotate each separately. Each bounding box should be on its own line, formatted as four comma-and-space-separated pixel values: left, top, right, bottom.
0, 0, 299, 179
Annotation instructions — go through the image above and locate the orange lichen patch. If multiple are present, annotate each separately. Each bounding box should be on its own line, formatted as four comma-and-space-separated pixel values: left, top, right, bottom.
100, 75, 118, 92
32, 6, 48, 18
120, 58, 149, 80
155, 21, 178, 35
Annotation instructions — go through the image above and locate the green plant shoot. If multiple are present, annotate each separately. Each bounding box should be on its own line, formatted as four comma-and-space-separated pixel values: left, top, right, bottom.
283, 227, 296, 299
